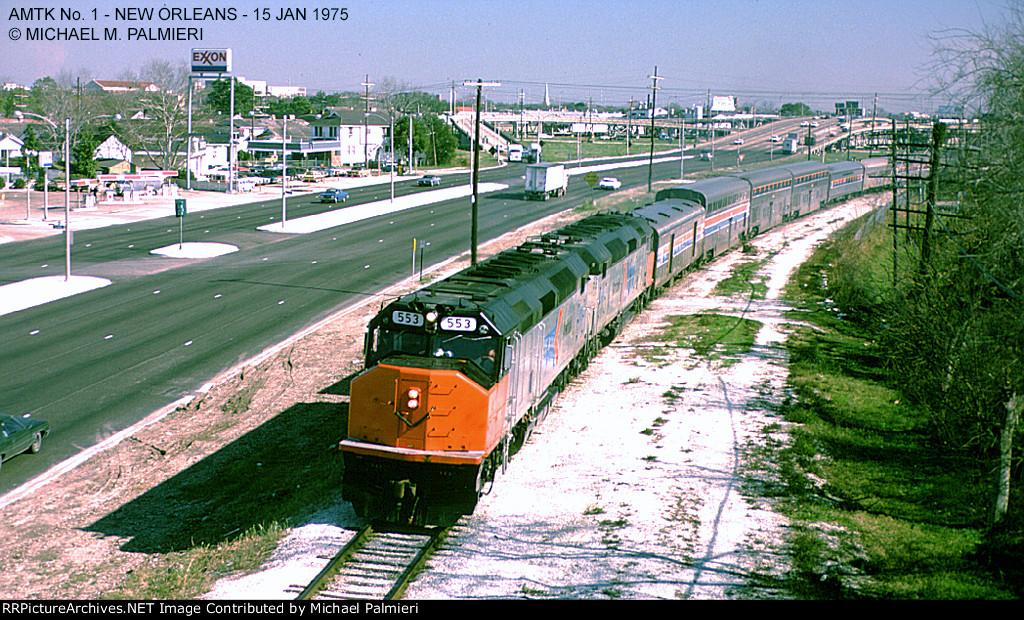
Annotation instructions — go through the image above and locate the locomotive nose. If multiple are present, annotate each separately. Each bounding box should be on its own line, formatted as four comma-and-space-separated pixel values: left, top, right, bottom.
348, 363, 492, 455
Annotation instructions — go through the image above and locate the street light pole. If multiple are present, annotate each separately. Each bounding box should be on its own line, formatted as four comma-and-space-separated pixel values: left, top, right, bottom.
63, 118, 70, 279
16, 110, 118, 280
281, 114, 293, 226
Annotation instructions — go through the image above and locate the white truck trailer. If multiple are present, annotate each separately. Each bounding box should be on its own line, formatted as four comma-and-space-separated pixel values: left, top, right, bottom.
524, 163, 568, 200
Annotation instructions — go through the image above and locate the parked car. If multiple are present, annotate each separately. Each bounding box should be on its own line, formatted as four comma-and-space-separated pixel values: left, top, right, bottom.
597, 177, 622, 190
1, 413, 48, 472
418, 175, 441, 187
318, 189, 350, 204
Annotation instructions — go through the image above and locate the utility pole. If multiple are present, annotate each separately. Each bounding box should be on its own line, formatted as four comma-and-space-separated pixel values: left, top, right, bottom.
920, 122, 947, 275
626, 98, 634, 155
889, 119, 964, 285
519, 89, 525, 140
362, 74, 374, 168
589, 96, 594, 143
463, 79, 500, 265
871, 93, 878, 153
648, 66, 662, 193
890, 119, 899, 286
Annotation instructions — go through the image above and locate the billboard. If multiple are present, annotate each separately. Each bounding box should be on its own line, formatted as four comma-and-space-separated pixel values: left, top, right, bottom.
191, 48, 231, 73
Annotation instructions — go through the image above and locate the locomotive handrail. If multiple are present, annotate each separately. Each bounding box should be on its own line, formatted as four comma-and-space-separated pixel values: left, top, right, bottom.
392, 408, 430, 429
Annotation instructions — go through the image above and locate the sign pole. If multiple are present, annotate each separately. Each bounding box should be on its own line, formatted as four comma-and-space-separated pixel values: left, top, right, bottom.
175, 198, 187, 249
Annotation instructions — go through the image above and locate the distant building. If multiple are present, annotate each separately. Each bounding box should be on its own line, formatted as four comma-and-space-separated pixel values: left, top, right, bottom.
710, 96, 736, 114
937, 105, 966, 119
678, 106, 705, 120
93, 135, 132, 162
307, 107, 389, 166
84, 79, 161, 94
238, 78, 268, 97
239, 107, 391, 168
267, 85, 307, 99
0, 131, 25, 186
627, 107, 669, 119
0, 131, 24, 161
95, 158, 132, 175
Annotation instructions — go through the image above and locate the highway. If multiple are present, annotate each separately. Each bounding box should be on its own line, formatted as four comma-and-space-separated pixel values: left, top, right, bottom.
0, 125, 816, 492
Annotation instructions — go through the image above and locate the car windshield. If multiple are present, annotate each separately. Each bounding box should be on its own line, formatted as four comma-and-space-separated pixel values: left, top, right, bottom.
2, 415, 25, 435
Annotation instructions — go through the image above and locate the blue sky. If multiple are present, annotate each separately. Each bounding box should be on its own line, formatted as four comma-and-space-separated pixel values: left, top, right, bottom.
0, 0, 1010, 112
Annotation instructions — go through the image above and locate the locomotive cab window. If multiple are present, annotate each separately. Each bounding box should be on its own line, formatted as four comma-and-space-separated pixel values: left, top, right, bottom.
368, 324, 500, 379
432, 334, 499, 376
368, 327, 431, 364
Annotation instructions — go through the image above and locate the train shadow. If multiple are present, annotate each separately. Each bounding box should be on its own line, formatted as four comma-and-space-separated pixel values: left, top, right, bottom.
85, 401, 349, 554
319, 370, 359, 397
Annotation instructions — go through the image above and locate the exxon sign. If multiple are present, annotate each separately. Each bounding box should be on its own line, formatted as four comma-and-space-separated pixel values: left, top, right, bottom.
191, 48, 232, 74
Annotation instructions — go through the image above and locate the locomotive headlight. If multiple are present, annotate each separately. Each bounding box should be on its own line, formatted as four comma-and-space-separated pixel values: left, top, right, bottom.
406, 387, 421, 410
425, 311, 438, 323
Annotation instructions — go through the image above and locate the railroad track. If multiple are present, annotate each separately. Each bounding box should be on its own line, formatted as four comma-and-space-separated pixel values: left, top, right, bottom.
294, 521, 450, 600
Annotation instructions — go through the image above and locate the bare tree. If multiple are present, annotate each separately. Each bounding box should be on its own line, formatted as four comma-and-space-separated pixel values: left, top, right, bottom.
109, 59, 193, 171
882, 1, 1024, 464
26, 70, 99, 153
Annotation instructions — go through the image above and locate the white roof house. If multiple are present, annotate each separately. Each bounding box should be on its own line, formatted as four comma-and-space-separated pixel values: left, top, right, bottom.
84, 80, 162, 94
93, 135, 132, 162
0, 132, 24, 161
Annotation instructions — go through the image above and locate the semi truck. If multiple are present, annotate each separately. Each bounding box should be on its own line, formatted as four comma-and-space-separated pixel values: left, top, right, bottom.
524, 163, 568, 200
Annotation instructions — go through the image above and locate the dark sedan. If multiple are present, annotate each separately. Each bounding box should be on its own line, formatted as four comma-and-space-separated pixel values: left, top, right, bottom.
1, 414, 48, 472
318, 189, 350, 203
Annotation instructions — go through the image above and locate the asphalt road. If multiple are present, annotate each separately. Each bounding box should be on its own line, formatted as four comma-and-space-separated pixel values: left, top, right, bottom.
0, 134, 804, 492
